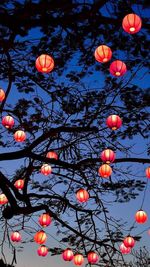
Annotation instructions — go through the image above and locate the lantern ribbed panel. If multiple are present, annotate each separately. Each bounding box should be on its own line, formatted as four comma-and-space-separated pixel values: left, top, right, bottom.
135, 210, 147, 224
14, 130, 26, 142
87, 252, 99, 263
46, 151, 58, 160
62, 249, 74, 261
0, 89, 5, 101
14, 179, 24, 190
123, 236, 135, 248
76, 189, 89, 202
122, 14, 142, 34
34, 231, 47, 244
74, 254, 84, 266
110, 60, 127, 77
0, 194, 8, 205
146, 167, 150, 178
37, 246, 48, 257
2, 116, 15, 128
101, 149, 115, 164
106, 115, 122, 130
11, 232, 21, 242
41, 164, 52, 175
120, 243, 131, 254
39, 213, 52, 227
94, 45, 112, 63
98, 164, 112, 178
35, 54, 54, 73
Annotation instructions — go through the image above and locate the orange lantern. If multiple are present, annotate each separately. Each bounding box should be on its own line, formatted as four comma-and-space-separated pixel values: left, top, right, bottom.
122, 14, 142, 34
76, 189, 89, 203
35, 54, 54, 73
101, 149, 115, 164
119, 243, 131, 254
14, 130, 26, 142
0, 194, 8, 205
106, 115, 122, 130
11, 231, 22, 242
110, 60, 127, 77
14, 179, 24, 190
87, 251, 99, 264
94, 45, 112, 63
98, 164, 112, 178
62, 248, 74, 261
34, 230, 47, 245
37, 245, 48, 257
40, 164, 52, 175
74, 254, 84, 266
135, 210, 148, 224
0, 89, 5, 102
123, 236, 135, 248
46, 151, 58, 160
146, 167, 150, 179
2, 115, 15, 129
39, 213, 52, 227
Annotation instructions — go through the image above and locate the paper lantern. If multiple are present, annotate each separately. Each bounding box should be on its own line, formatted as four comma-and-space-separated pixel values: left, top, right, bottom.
146, 167, 150, 179
87, 251, 99, 264
62, 248, 74, 261
101, 149, 115, 164
34, 231, 47, 244
76, 189, 89, 203
2, 115, 15, 129
40, 164, 52, 175
14, 130, 26, 142
35, 54, 54, 73
98, 164, 112, 178
120, 243, 131, 254
123, 236, 135, 248
46, 151, 58, 160
106, 115, 122, 130
122, 14, 142, 34
11, 231, 21, 242
37, 245, 48, 257
94, 45, 112, 63
135, 210, 148, 224
0, 194, 8, 205
110, 60, 127, 77
39, 213, 52, 227
74, 254, 84, 266
0, 89, 5, 102
14, 179, 24, 190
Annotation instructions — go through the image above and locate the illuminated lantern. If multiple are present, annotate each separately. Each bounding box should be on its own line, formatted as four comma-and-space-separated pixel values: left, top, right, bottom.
2, 115, 15, 129
35, 54, 54, 73
14, 179, 24, 190
40, 164, 52, 175
34, 231, 47, 245
39, 213, 52, 227
123, 236, 135, 248
37, 245, 48, 257
0, 194, 8, 205
11, 231, 21, 242
62, 248, 74, 261
146, 167, 150, 179
135, 210, 148, 224
87, 251, 99, 264
0, 89, 5, 102
94, 45, 112, 63
14, 130, 26, 142
76, 189, 89, 203
74, 254, 84, 266
46, 151, 58, 160
122, 14, 142, 34
106, 115, 122, 130
98, 164, 112, 178
110, 60, 127, 77
120, 243, 131, 254
101, 149, 115, 164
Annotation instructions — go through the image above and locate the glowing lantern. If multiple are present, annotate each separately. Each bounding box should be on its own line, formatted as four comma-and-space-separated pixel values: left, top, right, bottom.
14, 130, 26, 142
35, 54, 54, 73
120, 243, 131, 254
14, 179, 24, 190
122, 14, 142, 34
34, 231, 47, 245
76, 189, 89, 203
11, 231, 21, 242
39, 213, 52, 227
2, 115, 15, 129
0, 194, 8, 205
0, 89, 5, 102
98, 164, 112, 178
106, 115, 122, 130
37, 245, 48, 257
62, 248, 74, 261
87, 251, 99, 264
40, 164, 52, 175
146, 167, 150, 179
123, 236, 135, 248
135, 210, 148, 224
46, 151, 58, 160
94, 45, 112, 63
74, 254, 84, 266
101, 149, 115, 164
110, 60, 127, 77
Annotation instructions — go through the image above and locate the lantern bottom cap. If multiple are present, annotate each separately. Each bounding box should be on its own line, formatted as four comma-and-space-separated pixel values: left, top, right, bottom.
103, 58, 108, 62
115, 72, 121, 76
130, 27, 135, 32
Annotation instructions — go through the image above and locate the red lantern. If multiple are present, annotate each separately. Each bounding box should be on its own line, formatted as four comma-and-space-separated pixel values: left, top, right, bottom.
46, 151, 58, 160
94, 45, 112, 63
106, 115, 122, 130
0, 194, 8, 205
135, 210, 148, 224
2, 115, 15, 129
120, 243, 131, 254
87, 251, 99, 264
35, 54, 54, 73
14, 130, 26, 142
101, 149, 115, 164
123, 236, 135, 248
0, 89, 5, 102
98, 164, 112, 178
122, 14, 142, 34
146, 167, 150, 179
62, 248, 74, 261
34, 231, 47, 245
74, 254, 84, 266
110, 60, 127, 77
76, 189, 89, 203
39, 213, 52, 227
11, 231, 21, 242
14, 179, 24, 190
37, 245, 48, 257
40, 164, 52, 175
